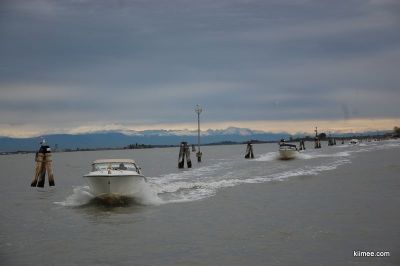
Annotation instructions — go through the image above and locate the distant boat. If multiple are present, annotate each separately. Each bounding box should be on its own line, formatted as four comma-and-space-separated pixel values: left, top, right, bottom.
349, 139, 359, 145
84, 159, 147, 198
278, 142, 298, 160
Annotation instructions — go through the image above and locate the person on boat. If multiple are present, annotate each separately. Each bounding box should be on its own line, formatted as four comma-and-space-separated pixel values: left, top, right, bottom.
279, 139, 298, 150
119, 163, 127, 170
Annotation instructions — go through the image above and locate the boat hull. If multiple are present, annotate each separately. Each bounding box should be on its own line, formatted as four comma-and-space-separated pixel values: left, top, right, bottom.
84, 175, 146, 197
279, 149, 297, 160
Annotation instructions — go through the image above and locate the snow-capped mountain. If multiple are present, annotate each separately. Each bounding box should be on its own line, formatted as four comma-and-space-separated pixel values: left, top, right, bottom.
0, 127, 291, 152
93, 127, 267, 137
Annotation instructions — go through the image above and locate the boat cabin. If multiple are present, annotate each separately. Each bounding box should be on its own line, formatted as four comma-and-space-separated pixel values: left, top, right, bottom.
91, 159, 141, 174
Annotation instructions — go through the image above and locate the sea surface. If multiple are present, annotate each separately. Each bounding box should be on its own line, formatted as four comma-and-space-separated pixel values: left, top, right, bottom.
0, 140, 399, 265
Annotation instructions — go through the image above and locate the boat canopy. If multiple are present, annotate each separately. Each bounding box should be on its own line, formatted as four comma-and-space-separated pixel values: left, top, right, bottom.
93, 159, 136, 164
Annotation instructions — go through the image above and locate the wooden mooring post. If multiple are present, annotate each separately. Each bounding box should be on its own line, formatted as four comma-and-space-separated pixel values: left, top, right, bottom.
31, 140, 55, 187
328, 138, 337, 146
178, 142, 192, 169
299, 140, 306, 150
314, 138, 321, 149
245, 142, 254, 159
314, 127, 321, 149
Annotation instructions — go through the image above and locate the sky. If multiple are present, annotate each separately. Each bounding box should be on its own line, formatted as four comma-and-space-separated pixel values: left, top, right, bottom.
0, 0, 399, 137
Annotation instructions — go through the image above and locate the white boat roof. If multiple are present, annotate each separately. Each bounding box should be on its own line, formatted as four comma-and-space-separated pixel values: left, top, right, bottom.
93, 159, 136, 164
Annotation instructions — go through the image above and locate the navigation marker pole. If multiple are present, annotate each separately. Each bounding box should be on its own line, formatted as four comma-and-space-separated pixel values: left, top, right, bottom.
314, 126, 321, 149
195, 105, 203, 162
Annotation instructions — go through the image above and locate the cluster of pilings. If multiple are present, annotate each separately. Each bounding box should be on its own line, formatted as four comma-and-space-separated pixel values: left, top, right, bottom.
178, 142, 192, 168
179, 141, 257, 163
31, 142, 55, 187
328, 138, 337, 146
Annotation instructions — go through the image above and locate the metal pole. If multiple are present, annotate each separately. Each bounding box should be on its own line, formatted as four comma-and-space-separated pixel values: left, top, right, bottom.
197, 111, 200, 152
195, 105, 202, 162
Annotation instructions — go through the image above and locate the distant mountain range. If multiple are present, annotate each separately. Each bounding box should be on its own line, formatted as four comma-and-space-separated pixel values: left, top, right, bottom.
0, 127, 292, 152
0, 127, 391, 152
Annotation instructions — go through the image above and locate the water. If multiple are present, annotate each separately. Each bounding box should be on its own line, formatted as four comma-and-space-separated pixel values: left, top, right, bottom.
0, 140, 399, 265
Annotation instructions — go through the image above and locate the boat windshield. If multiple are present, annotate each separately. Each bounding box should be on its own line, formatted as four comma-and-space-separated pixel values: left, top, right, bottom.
92, 162, 140, 173
280, 143, 297, 148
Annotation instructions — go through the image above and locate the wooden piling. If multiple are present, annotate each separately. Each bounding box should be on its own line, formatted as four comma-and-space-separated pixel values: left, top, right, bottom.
178, 143, 185, 168
36, 157, 46, 188
299, 140, 306, 150
185, 145, 192, 168
31, 153, 43, 187
31, 143, 55, 187
314, 127, 321, 149
45, 153, 55, 186
196, 151, 202, 162
314, 138, 321, 149
245, 142, 254, 159
178, 142, 192, 168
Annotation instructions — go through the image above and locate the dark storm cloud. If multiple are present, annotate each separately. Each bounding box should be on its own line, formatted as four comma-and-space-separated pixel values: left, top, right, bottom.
0, 0, 399, 130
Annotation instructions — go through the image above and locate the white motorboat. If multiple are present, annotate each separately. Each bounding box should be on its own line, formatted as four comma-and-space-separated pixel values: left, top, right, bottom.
279, 143, 298, 160
349, 139, 359, 145
84, 159, 147, 198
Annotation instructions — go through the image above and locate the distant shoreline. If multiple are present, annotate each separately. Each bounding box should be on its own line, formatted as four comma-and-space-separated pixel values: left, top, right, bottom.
1, 134, 397, 155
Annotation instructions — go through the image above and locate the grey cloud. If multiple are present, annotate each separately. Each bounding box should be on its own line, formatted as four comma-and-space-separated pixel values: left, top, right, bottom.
0, 0, 399, 131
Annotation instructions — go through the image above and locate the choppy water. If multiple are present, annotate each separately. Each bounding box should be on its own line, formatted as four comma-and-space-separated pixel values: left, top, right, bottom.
0, 140, 399, 265
55, 140, 398, 205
